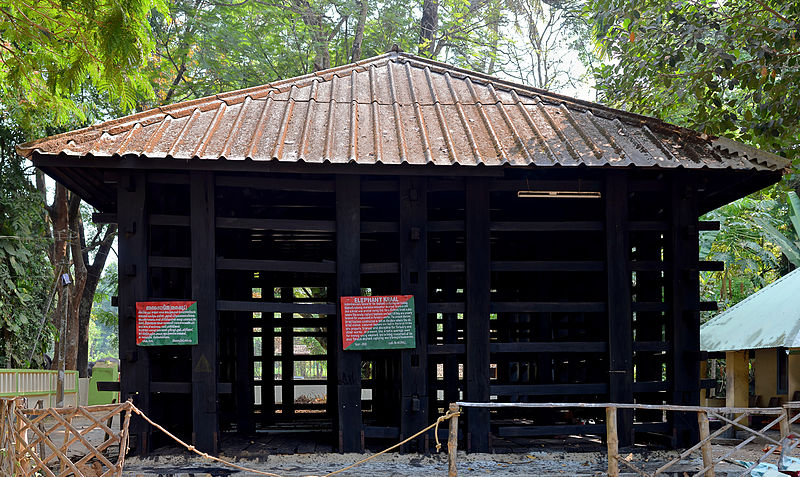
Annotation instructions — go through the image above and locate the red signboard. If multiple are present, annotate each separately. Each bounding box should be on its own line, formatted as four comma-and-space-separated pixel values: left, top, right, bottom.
340, 295, 415, 350
136, 301, 198, 346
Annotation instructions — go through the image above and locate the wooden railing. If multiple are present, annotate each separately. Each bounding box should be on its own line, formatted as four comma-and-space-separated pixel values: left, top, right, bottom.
447, 401, 800, 477
0, 398, 133, 477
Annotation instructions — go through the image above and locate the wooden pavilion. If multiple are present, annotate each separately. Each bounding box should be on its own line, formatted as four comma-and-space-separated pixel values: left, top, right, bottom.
18, 51, 787, 454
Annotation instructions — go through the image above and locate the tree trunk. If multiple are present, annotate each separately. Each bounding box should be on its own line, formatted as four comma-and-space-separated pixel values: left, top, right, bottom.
65, 195, 87, 371
49, 184, 70, 371
77, 223, 117, 377
350, 0, 368, 63
419, 0, 439, 56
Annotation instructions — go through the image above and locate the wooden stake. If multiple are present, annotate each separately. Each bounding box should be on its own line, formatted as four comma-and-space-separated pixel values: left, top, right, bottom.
780, 407, 790, 464
697, 410, 714, 477
606, 406, 619, 477
448, 403, 459, 477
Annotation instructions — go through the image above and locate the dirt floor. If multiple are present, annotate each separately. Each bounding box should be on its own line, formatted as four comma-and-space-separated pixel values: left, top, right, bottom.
121, 432, 789, 476
31, 414, 792, 476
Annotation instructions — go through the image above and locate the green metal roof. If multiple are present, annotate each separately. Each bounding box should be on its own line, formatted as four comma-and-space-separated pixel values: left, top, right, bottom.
701, 268, 800, 352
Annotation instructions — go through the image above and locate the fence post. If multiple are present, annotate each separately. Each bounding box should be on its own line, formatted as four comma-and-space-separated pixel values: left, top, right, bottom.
606, 406, 619, 477
448, 403, 459, 477
13, 398, 29, 474
780, 406, 790, 464
697, 410, 714, 477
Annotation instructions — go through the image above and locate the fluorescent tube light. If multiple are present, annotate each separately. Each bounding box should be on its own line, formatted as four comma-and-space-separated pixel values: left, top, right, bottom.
517, 190, 602, 199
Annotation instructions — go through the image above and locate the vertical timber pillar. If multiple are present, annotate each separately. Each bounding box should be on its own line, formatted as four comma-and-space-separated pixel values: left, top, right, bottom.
400, 177, 429, 450
670, 176, 701, 447
606, 172, 634, 447
191, 171, 219, 453
465, 177, 490, 453
117, 172, 151, 454
335, 175, 363, 452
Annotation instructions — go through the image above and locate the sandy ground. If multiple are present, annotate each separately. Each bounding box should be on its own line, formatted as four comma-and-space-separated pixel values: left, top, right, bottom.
121, 440, 785, 476
26, 414, 794, 476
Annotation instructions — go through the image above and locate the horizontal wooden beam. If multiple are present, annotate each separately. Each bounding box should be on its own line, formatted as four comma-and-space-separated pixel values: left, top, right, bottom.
489, 179, 602, 192
428, 220, 464, 232
361, 180, 399, 192
150, 214, 190, 226
147, 173, 189, 184
633, 341, 670, 352
215, 175, 334, 192
32, 153, 507, 176
361, 221, 398, 233
490, 383, 608, 396
428, 302, 465, 313
428, 344, 465, 355
149, 382, 233, 394
492, 261, 605, 272
490, 221, 604, 232
363, 426, 400, 439
428, 261, 465, 272
216, 258, 336, 273
490, 302, 606, 313
489, 342, 608, 353
216, 217, 335, 232
217, 300, 336, 314
360, 262, 399, 274
149, 256, 191, 268
497, 423, 606, 437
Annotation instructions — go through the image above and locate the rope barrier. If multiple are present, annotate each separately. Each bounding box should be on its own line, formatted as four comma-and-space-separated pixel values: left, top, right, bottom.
129, 402, 460, 477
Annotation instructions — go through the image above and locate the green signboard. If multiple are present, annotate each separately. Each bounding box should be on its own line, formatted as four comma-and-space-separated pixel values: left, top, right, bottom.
136, 301, 198, 346
341, 295, 415, 350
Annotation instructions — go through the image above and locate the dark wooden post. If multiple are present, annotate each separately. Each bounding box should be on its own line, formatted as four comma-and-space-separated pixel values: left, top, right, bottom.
235, 307, 255, 434
335, 175, 363, 452
191, 171, 219, 453
669, 175, 701, 447
117, 172, 151, 454
399, 176, 429, 450
605, 172, 634, 447
465, 177, 490, 453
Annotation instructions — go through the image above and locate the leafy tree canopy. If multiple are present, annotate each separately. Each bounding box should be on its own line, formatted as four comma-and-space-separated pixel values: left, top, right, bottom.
588, 0, 800, 172
1, 0, 167, 131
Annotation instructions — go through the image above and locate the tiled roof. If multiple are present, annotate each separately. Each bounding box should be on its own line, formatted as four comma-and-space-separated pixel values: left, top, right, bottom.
17, 51, 789, 171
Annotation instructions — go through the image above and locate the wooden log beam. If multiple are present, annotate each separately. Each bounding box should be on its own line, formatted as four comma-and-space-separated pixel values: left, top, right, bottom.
399, 176, 429, 451
117, 172, 150, 455
606, 172, 634, 447
191, 171, 219, 453
669, 176, 701, 447
465, 177, 490, 453
335, 175, 363, 453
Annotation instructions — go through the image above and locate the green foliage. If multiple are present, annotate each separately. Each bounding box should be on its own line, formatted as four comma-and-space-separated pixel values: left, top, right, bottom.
587, 0, 800, 167
0, 121, 52, 367
89, 266, 119, 360
0, 0, 166, 131
699, 193, 786, 317
585, 0, 800, 315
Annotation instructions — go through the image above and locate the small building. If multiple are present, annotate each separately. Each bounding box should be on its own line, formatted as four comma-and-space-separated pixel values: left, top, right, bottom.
18, 51, 787, 454
701, 267, 800, 410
